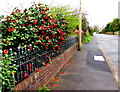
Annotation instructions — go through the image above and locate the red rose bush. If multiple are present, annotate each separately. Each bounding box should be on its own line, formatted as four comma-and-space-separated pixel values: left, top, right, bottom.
1, 3, 70, 91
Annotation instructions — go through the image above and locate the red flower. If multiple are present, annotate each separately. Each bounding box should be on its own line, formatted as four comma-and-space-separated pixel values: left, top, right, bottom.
30, 24, 32, 26
51, 84, 55, 87
36, 42, 40, 44
52, 57, 54, 59
4, 41, 8, 43
58, 42, 62, 44
54, 79, 59, 82
66, 63, 70, 66
42, 43, 46, 45
22, 73, 28, 78
68, 59, 72, 62
4, 49, 8, 54
44, 16, 48, 19
51, 18, 55, 23
6, 18, 10, 22
50, 30, 53, 32
13, 20, 17, 23
37, 26, 40, 29
61, 37, 65, 40
34, 19, 37, 24
36, 33, 39, 36
46, 8, 49, 10
11, 12, 15, 15
61, 72, 65, 74
47, 20, 50, 22
50, 15, 53, 17
57, 46, 60, 48
49, 25, 53, 29
35, 69, 41, 72
40, 11, 46, 14
59, 29, 63, 32
46, 27, 48, 30
36, 58, 40, 60
49, 60, 52, 62
54, 77, 58, 80
45, 63, 50, 66
43, 33, 46, 36
33, 29, 37, 31
29, 48, 32, 50
0, 58, 2, 60
21, 24, 25, 26
17, 9, 21, 12
41, 31, 44, 33
54, 24, 57, 27
45, 55, 49, 57
48, 42, 52, 44
39, 37, 43, 40
42, 21, 45, 24
41, 25, 44, 28
66, 23, 68, 25
14, 72, 17, 74
29, 63, 32, 67
42, 61, 46, 63
26, 17, 30, 21
34, 22, 37, 25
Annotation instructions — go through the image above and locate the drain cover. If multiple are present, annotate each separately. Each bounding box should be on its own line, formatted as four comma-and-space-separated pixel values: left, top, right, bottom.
94, 55, 105, 61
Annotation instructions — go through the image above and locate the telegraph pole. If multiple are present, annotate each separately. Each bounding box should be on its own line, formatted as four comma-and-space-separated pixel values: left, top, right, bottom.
78, 0, 82, 51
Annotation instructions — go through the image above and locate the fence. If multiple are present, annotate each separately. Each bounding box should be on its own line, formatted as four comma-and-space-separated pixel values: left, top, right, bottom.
7, 36, 78, 85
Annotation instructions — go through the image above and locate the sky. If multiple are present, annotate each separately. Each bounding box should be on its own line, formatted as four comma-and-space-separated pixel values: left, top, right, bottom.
0, 0, 119, 28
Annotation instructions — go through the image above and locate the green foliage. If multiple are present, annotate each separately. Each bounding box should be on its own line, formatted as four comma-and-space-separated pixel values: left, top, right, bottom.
2, 55, 17, 91
84, 30, 92, 43
38, 85, 50, 92
81, 12, 94, 43
88, 26, 94, 36
49, 5, 79, 35
102, 18, 120, 34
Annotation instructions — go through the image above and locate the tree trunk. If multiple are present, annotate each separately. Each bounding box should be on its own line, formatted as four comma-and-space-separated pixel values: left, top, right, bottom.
112, 31, 114, 35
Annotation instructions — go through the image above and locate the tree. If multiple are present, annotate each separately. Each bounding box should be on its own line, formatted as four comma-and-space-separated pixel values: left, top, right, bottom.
82, 14, 89, 33
112, 18, 120, 34
49, 5, 79, 35
104, 18, 120, 35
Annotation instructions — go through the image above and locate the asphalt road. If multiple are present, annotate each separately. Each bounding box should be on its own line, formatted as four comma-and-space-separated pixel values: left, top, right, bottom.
94, 33, 119, 82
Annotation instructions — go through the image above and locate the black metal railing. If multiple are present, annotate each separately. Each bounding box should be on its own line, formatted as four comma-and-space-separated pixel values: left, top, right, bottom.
7, 36, 78, 84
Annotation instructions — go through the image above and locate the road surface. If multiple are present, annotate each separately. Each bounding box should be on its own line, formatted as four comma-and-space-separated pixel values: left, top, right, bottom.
94, 33, 119, 83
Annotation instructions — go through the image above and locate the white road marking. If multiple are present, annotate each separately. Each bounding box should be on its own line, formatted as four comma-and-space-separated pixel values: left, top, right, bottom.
94, 55, 105, 61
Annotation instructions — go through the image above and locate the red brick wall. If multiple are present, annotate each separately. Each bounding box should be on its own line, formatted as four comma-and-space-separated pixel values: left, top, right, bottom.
14, 43, 78, 90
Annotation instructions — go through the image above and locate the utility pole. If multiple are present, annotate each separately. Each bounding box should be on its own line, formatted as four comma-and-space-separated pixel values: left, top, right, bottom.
78, 0, 82, 51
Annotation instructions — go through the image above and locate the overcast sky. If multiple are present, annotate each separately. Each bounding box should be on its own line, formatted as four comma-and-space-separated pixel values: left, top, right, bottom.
0, 0, 119, 28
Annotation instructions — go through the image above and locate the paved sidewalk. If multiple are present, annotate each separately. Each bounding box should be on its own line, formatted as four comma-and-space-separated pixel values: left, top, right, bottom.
50, 36, 118, 90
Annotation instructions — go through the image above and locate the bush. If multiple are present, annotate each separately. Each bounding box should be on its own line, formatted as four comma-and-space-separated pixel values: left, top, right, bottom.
1, 3, 70, 91
84, 30, 92, 43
